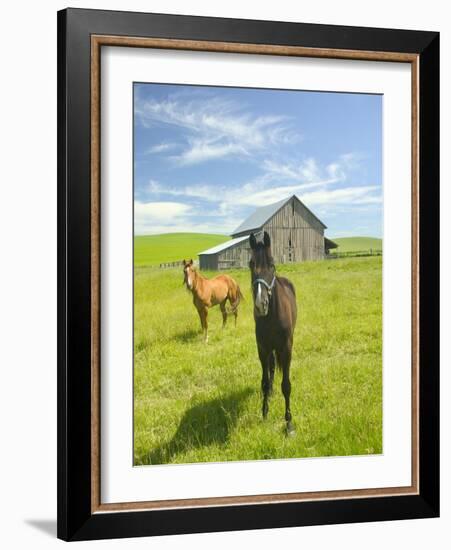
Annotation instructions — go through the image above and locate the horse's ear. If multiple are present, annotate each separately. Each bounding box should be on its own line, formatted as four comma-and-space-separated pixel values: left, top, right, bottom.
182, 259, 186, 266
249, 233, 257, 250
189, 259, 193, 265
263, 231, 271, 248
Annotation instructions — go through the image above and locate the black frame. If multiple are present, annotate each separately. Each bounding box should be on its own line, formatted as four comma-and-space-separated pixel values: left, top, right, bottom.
57, 8, 439, 541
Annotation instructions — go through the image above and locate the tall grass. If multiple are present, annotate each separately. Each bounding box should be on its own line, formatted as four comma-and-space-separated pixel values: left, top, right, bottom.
134, 256, 382, 465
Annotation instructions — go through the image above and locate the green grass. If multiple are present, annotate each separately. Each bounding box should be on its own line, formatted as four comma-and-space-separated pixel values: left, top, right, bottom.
330, 236, 382, 253
134, 256, 382, 465
134, 233, 229, 266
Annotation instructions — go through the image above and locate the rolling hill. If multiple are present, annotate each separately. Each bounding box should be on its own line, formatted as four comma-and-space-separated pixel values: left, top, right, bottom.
330, 237, 382, 253
134, 233, 230, 266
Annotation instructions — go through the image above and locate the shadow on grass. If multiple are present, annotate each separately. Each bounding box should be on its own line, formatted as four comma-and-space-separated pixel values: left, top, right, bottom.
171, 327, 201, 343
144, 388, 254, 465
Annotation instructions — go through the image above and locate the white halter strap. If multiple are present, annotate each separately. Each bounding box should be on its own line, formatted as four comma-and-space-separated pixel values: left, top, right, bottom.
253, 276, 276, 295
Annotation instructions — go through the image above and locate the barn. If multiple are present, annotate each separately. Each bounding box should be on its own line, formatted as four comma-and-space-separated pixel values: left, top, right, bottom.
198, 195, 337, 270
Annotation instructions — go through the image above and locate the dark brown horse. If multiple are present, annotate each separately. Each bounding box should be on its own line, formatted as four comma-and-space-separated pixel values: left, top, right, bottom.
183, 259, 243, 343
249, 231, 297, 435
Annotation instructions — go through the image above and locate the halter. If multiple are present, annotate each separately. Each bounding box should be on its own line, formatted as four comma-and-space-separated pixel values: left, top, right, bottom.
253, 275, 276, 297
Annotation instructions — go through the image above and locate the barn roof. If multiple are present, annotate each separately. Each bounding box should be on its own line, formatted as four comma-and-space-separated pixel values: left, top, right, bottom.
231, 197, 288, 236
231, 194, 326, 236
198, 235, 249, 256
325, 237, 338, 249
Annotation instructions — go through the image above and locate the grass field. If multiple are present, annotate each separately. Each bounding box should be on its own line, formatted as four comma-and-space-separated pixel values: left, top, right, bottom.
134, 233, 229, 266
134, 255, 382, 465
331, 237, 382, 253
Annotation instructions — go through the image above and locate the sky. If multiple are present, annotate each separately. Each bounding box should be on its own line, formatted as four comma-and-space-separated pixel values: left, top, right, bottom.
134, 83, 382, 238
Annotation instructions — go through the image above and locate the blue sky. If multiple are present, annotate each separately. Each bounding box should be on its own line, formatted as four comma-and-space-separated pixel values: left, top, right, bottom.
134, 83, 382, 238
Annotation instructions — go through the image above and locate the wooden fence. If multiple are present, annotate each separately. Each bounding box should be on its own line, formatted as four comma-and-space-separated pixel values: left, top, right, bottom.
159, 260, 185, 269
327, 249, 383, 259
159, 260, 199, 269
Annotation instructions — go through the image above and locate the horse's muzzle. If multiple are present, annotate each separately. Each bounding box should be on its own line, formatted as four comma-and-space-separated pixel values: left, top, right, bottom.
254, 300, 269, 317
254, 280, 269, 316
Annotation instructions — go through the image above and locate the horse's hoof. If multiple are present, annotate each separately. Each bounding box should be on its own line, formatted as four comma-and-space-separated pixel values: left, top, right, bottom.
286, 423, 296, 437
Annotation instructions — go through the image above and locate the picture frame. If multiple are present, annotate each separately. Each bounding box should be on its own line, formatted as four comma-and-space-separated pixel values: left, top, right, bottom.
57, 7, 439, 541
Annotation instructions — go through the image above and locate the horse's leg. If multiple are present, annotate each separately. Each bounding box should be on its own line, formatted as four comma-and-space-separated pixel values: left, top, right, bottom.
258, 347, 271, 419
220, 300, 227, 328
202, 307, 209, 343
228, 289, 238, 327
196, 305, 208, 342
278, 346, 295, 435
268, 352, 276, 396
196, 306, 204, 334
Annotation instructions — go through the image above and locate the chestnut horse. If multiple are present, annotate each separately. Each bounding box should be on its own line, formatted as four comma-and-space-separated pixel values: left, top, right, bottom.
183, 259, 243, 342
249, 231, 297, 435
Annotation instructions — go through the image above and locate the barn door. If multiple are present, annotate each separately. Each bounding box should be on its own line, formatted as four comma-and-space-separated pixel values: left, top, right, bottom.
289, 201, 296, 262
288, 230, 294, 262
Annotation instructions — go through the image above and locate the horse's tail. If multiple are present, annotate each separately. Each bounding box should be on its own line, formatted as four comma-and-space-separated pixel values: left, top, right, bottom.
227, 280, 243, 314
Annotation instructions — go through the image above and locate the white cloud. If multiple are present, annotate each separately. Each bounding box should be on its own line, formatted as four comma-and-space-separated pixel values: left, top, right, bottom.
138, 150, 380, 235
135, 219, 241, 236
134, 201, 191, 219
135, 93, 300, 165
146, 142, 177, 154
263, 158, 321, 182
326, 152, 362, 181
134, 201, 191, 234
147, 180, 215, 200
145, 152, 364, 208
299, 186, 382, 207
176, 139, 248, 165
133, 199, 242, 235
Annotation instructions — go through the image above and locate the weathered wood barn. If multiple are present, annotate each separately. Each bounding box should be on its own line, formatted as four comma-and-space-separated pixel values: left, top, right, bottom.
198, 195, 337, 270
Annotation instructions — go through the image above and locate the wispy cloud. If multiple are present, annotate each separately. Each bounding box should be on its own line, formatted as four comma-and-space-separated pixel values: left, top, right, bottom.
299, 186, 381, 207
263, 158, 321, 182
263, 153, 362, 185
146, 152, 367, 208
146, 142, 177, 155
176, 139, 248, 165
135, 93, 300, 165
138, 148, 381, 235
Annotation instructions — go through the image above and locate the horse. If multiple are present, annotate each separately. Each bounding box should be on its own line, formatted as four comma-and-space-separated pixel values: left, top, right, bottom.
182, 259, 243, 342
249, 231, 297, 435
